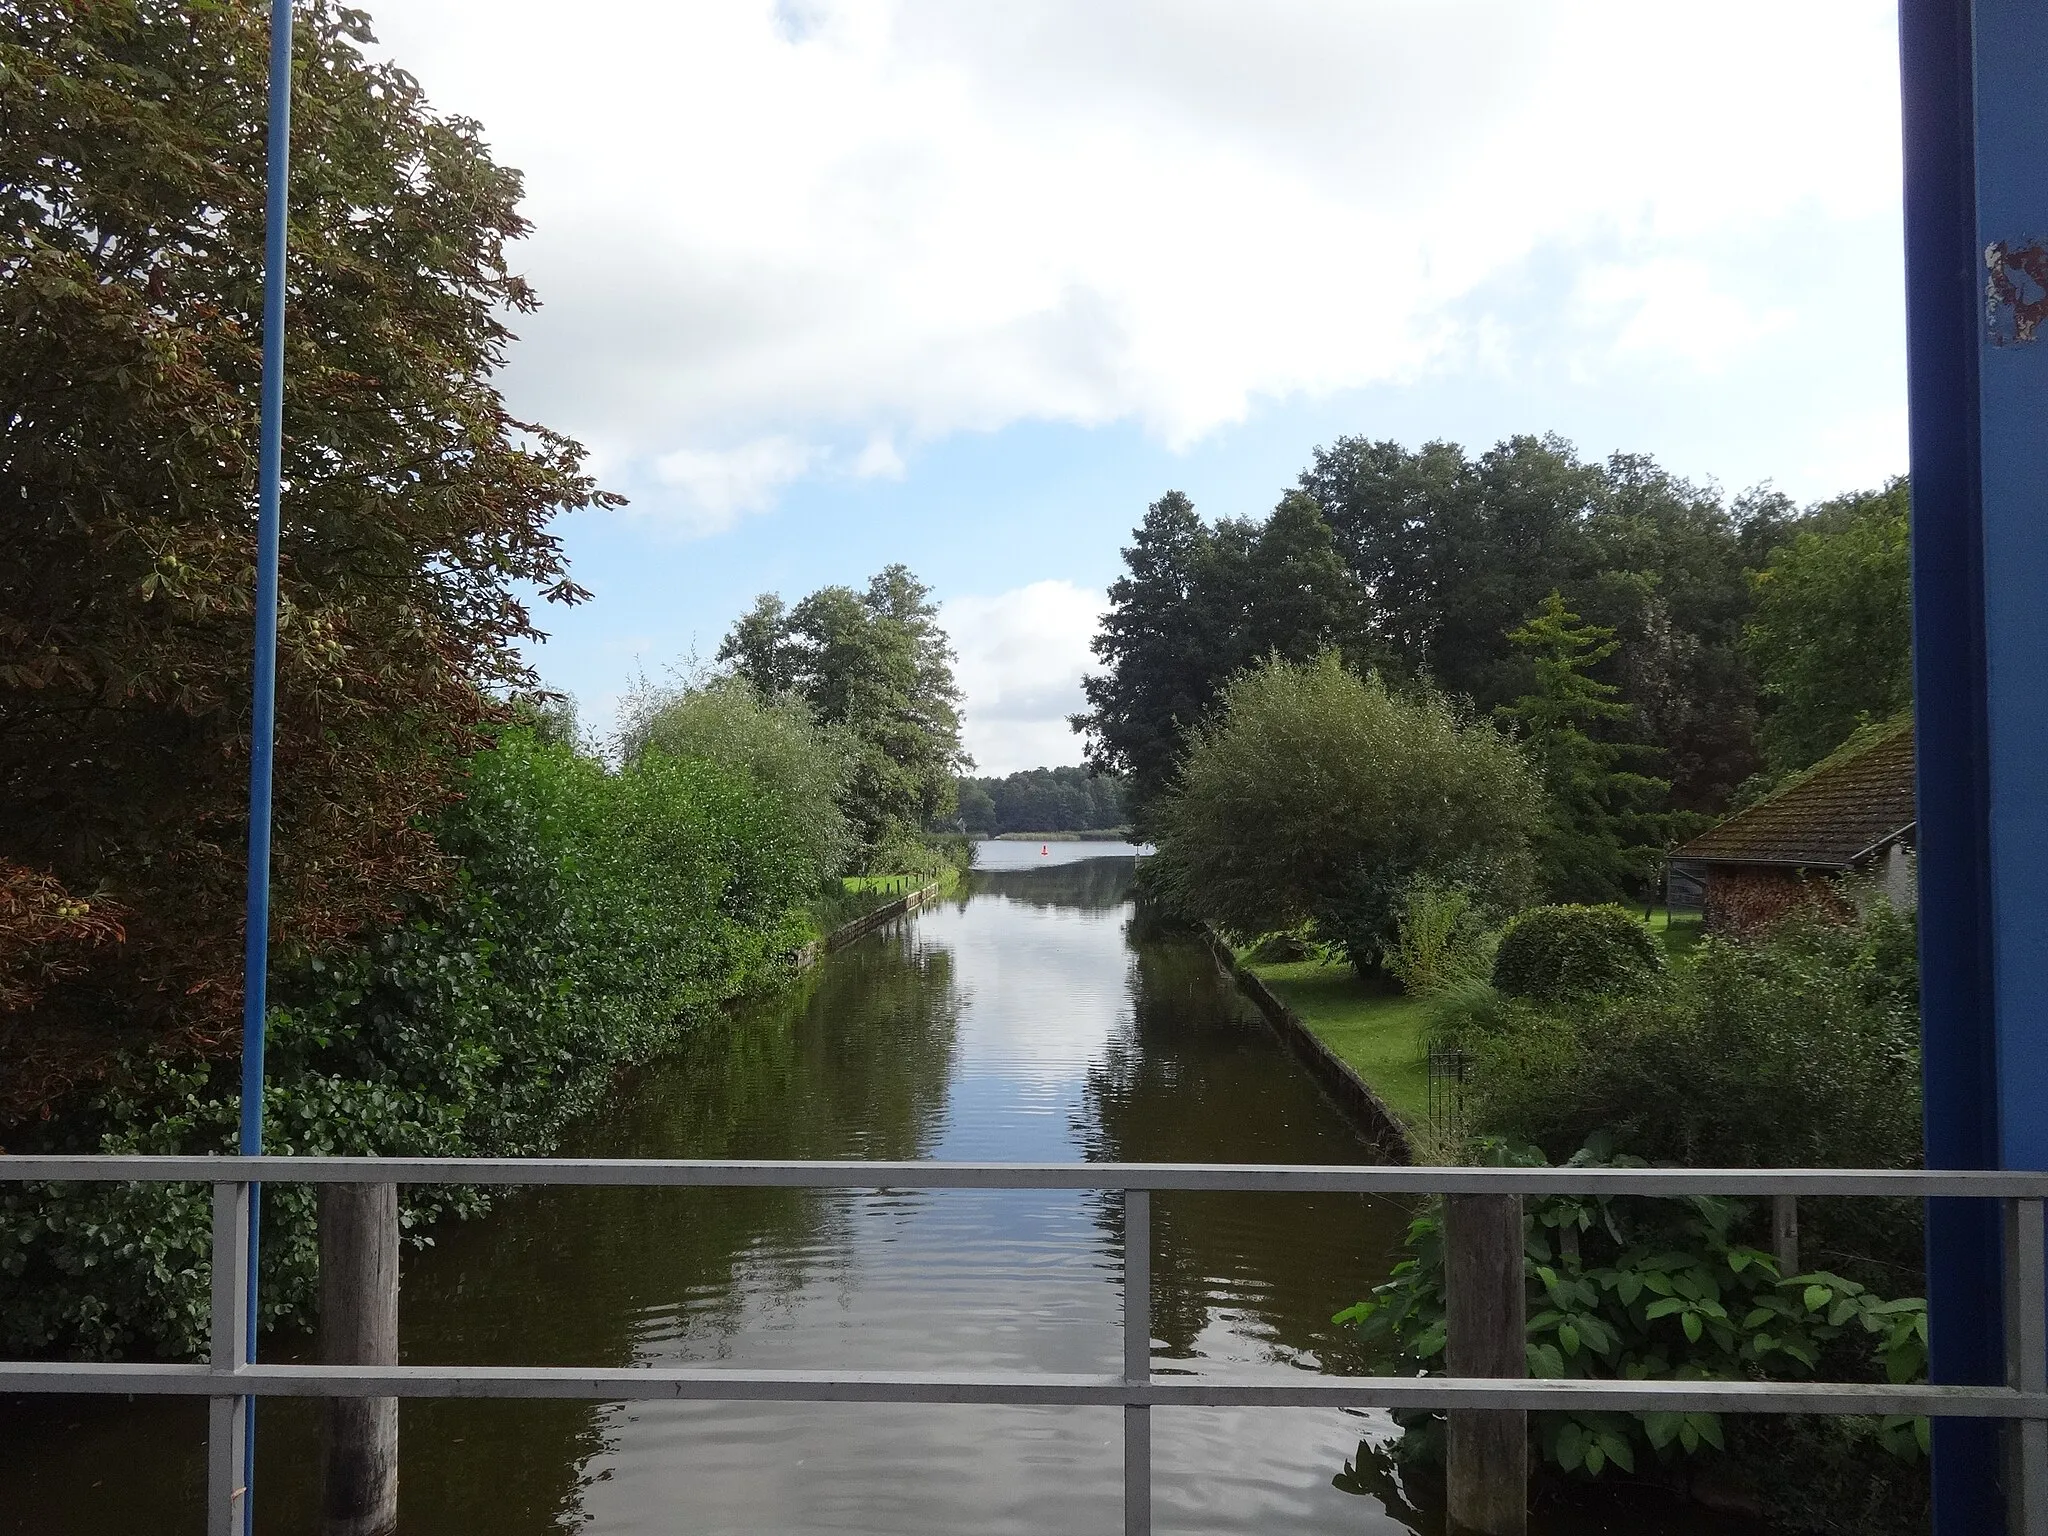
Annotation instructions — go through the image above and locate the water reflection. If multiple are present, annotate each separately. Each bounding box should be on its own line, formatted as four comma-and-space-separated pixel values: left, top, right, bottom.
6, 854, 1419, 1535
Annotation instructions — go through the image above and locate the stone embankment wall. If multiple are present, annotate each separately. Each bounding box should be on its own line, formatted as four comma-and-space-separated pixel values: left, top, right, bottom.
1199, 926, 1412, 1163
790, 882, 940, 972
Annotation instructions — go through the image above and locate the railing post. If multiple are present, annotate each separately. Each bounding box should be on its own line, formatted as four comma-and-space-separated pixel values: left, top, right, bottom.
1773, 1193, 1801, 1277
1445, 1193, 1527, 1536
1123, 1187, 1151, 1536
208, 1181, 252, 1536
2006, 1198, 2048, 1536
319, 1182, 401, 1536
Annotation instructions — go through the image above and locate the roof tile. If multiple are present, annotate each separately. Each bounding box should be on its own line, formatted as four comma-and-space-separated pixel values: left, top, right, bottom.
1673, 724, 1915, 868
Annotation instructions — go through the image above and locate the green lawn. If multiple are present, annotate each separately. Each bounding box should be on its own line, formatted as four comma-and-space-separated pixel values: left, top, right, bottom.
1646, 907, 1705, 960
1241, 955, 1430, 1125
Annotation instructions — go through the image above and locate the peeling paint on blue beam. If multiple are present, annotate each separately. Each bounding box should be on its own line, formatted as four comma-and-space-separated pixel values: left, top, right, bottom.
1976, 9, 2048, 1152
1903, 2, 2048, 1531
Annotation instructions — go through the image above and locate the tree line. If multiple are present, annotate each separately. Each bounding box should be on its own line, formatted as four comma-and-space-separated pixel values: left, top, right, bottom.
957, 766, 1127, 836
1077, 435, 1911, 904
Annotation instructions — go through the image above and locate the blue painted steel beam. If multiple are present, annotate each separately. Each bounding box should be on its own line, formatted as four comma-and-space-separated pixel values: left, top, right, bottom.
1903, 1, 2048, 1530
240, 0, 296, 1528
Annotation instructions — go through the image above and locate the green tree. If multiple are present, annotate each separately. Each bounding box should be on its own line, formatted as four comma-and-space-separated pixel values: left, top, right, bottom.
0, 0, 614, 1119
1744, 480, 1912, 774
719, 565, 968, 858
616, 674, 855, 886
1073, 490, 1361, 829
1148, 653, 1541, 970
1499, 595, 1679, 903
717, 594, 799, 695
1301, 435, 1781, 813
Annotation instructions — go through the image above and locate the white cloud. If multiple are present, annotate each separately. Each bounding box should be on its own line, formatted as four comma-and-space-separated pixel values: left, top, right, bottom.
650, 437, 824, 534
942, 581, 1104, 774
1576, 260, 1795, 373
367, 0, 1904, 519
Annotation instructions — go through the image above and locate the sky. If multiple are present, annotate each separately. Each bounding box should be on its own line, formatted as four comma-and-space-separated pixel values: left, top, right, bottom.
368, 0, 1910, 774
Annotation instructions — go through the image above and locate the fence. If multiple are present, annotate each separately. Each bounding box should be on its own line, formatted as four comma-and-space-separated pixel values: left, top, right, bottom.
3, 1156, 2046, 1535
1426, 1044, 1470, 1137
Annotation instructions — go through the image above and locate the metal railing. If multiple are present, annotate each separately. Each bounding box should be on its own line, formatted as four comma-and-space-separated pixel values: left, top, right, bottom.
5, 1156, 2047, 1534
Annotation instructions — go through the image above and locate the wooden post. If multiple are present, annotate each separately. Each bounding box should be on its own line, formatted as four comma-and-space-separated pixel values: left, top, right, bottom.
319, 1183, 399, 1536
1773, 1193, 1800, 1277
1444, 1194, 1527, 1536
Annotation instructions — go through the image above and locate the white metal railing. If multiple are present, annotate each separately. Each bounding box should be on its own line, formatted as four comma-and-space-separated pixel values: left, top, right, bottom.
4, 1156, 2046, 1534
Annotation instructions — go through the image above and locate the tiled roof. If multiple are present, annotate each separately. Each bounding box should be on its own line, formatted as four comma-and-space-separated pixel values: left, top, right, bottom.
1672, 722, 1915, 868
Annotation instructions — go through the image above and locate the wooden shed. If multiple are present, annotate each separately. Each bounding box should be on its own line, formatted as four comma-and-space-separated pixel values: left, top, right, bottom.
1668, 723, 1916, 936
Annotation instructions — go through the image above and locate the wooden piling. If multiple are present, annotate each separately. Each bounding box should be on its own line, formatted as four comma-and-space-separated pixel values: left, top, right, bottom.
318, 1182, 399, 1536
1773, 1193, 1801, 1277
1444, 1193, 1527, 1536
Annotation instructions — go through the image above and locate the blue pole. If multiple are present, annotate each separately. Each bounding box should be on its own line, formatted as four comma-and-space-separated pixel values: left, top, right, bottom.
239, 0, 294, 1528
1903, 2, 2048, 1530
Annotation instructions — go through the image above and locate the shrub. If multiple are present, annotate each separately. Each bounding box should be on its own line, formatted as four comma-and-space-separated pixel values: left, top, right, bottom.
1338, 1138, 1929, 1501
1382, 879, 1490, 997
1477, 905, 1920, 1174
1467, 905, 1924, 1290
1492, 904, 1662, 1004
0, 727, 816, 1358
617, 673, 855, 886
1148, 652, 1540, 971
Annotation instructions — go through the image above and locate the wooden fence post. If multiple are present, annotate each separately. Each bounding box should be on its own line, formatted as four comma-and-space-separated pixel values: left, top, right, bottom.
319, 1182, 399, 1536
1444, 1193, 1527, 1536
1773, 1193, 1800, 1277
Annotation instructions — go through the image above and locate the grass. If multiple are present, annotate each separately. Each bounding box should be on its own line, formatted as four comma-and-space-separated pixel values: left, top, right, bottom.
1645, 907, 1705, 960
842, 873, 924, 896
1240, 954, 1431, 1126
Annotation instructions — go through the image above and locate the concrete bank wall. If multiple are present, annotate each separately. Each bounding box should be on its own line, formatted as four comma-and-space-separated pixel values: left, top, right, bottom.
790, 882, 941, 972
1199, 926, 1412, 1164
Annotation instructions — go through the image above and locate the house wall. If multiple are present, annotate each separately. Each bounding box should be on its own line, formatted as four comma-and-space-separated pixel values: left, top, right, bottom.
1702, 865, 1856, 937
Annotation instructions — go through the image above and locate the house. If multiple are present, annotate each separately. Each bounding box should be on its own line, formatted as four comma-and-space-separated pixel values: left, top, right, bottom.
1668, 722, 1916, 936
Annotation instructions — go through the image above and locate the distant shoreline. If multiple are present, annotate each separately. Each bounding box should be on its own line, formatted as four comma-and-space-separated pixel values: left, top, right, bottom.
981, 830, 1133, 842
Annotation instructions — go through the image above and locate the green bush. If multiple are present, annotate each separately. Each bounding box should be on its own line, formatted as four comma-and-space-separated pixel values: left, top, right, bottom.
0, 727, 817, 1358
1382, 879, 1491, 997
1338, 1139, 1928, 1500
616, 673, 855, 886
1148, 652, 1540, 971
1491, 903, 1662, 1004
1476, 906, 1920, 1175
1464, 904, 1924, 1296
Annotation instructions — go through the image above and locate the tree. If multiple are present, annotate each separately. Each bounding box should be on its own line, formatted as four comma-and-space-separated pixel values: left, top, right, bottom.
718, 565, 968, 857
717, 595, 799, 696
0, 1, 614, 1120
1498, 594, 1680, 903
1301, 434, 1777, 812
1073, 490, 1362, 830
1148, 653, 1541, 971
615, 674, 854, 887
1743, 480, 1912, 775
1298, 434, 1596, 708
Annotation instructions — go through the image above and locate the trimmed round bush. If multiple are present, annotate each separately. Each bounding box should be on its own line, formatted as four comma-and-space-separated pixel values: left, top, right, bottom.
1492, 904, 1663, 1004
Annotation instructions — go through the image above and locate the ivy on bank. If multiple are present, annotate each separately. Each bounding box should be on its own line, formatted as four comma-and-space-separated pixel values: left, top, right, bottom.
0, 729, 817, 1359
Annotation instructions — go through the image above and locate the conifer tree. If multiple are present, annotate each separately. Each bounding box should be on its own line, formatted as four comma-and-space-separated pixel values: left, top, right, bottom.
1498, 594, 1682, 903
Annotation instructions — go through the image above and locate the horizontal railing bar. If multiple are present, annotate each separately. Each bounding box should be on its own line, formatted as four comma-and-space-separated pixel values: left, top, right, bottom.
0, 1156, 2042, 1197
0, 1361, 2038, 1417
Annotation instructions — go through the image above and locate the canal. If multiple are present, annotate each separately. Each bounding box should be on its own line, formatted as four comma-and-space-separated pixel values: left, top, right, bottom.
4, 849, 1755, 1533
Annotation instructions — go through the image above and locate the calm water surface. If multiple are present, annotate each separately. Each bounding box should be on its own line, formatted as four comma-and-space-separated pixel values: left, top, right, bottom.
4, 854, 1755, 1534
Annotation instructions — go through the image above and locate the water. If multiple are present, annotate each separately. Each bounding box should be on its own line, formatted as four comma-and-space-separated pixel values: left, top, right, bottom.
2, 856, 1756, 1533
